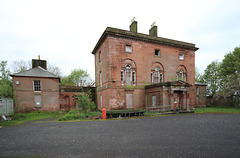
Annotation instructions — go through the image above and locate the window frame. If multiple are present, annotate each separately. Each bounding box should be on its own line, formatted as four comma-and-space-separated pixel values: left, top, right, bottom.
125, 45, 132, 53
125, 65, 132, 86
121, 70, 124, 85
132, 71, 136, 86
179, 53, 184, 60
100, 71, 102, 88
155, 49, 160, 56
99, 51, 101, 63
33, 80, 41, 92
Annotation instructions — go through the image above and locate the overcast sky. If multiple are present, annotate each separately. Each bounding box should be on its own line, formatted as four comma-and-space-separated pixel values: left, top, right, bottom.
0, 0, 239, 79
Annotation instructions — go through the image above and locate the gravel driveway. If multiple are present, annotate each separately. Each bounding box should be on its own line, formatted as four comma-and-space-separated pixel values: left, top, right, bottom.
0, 113, 240, 158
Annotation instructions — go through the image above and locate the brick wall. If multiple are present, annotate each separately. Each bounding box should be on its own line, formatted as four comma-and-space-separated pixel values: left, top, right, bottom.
12, 77, 60, 112
95, 35, 196, 110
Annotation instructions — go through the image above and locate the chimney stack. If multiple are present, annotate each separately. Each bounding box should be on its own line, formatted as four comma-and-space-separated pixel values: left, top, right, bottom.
32, 56, 47, 70
130, 17, 137, 33
149, 22, 157, 37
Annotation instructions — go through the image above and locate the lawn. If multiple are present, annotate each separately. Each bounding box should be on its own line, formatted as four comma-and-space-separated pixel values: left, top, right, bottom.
0, 111, 65, 127
194, 106, 240, 114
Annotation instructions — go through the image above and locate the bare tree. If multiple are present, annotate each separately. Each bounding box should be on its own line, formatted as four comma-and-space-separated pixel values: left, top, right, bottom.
11, 60, 31, 73
47, 63, 63, 77
11, 60, 63, 77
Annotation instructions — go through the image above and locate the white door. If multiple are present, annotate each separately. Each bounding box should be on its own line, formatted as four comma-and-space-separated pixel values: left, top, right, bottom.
152, 96, 156, 108
126, 94, 133, 108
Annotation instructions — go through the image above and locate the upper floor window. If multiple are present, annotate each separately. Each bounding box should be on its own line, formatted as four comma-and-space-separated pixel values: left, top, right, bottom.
179, 53, 184, 60
100, 71, 102, 87
125, 45, 132, 53
121, 64, 136, 86
121, 70, 124, 85
126, 65, 131, 85
155, 49, 160, 56
154, 68, 160, 83
176, 69, 186, 82
99, 51, 101, 63
151, 67, 164, 84
132, 71, 136, 86
33, 80, 41, 92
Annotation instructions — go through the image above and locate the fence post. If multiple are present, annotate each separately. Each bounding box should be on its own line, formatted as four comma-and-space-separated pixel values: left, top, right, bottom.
102, 107, 106, 119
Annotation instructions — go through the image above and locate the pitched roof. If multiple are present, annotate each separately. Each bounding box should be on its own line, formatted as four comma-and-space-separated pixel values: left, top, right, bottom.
10, 66, 60, 79
92, 27, 199, 54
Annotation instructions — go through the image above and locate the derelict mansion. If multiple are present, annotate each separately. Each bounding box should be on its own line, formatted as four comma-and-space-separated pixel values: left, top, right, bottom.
10, 20, 206, 113
92, 20, 203, 111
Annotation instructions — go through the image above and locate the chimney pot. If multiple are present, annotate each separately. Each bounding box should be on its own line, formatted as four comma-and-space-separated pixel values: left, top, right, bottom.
130, 19, 137, 33
149, 23, 158, 37
32, 59, 47, 70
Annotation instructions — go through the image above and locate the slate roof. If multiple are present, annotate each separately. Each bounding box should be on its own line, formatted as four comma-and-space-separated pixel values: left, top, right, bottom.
10, 66, 60, 79
92, 27, 199, 54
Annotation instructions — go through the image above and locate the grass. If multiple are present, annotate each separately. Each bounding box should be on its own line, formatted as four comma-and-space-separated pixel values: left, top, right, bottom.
194, 106, 240, 114
0, 111, 66, 127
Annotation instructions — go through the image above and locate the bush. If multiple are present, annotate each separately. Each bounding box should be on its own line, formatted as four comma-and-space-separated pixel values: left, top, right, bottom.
75, 89, 96, 112
58, 109, 102, 121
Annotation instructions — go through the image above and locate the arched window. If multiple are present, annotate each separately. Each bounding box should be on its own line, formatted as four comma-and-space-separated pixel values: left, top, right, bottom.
151, 66, 164, 84
121, 64, 136, 86
154, 67, 160, 83
179, 70, 183, 80
176, 69, 186, 82
126, 65, 131, 85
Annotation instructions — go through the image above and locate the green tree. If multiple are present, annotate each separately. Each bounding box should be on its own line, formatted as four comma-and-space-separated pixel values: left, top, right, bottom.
61, 69, 92, 86
220, 46, 240, 85
202, 61, 221, 96
75, 89, 95, 112
213, 46, 240, 106
0, 61, 13, 97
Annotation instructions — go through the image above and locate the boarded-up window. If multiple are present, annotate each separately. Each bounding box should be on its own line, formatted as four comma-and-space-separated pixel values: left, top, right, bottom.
34, 95, 42, 108
196, 96, 199, 104
152, 96, 156, 107
126, 93, 133, 108
100, 95, 102, 109
100, 71, 102, 87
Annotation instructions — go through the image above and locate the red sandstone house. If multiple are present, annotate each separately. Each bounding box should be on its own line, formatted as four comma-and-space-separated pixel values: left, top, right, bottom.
11, 59, 60, 112
11, 58, 96, 112
92, 20, 204, 111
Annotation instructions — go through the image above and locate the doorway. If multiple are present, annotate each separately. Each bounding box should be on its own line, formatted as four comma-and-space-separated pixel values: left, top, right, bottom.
174, 91, 183, 110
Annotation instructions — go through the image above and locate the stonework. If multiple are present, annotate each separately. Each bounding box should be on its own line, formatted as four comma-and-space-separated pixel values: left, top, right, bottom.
92, 21, 200, 111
